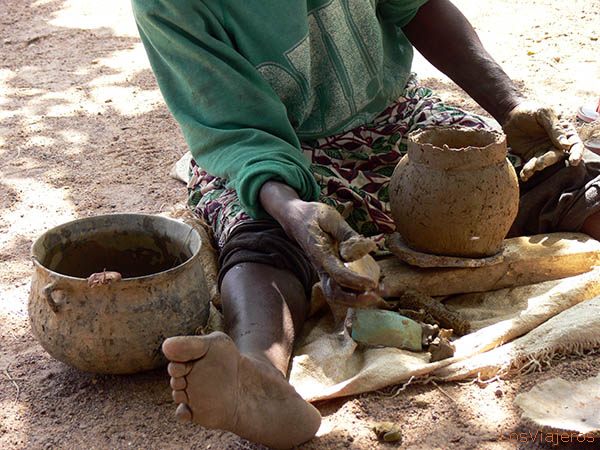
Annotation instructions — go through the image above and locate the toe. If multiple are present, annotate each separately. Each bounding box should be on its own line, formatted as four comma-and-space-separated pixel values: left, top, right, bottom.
172, 390, 189, 403
168, 362, 192, 377
162, 336, 211, 362
175, 403, 193, 422
170, 376, 187, 390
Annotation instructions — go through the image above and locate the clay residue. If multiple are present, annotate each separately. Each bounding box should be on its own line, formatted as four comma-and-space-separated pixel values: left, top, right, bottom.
87, 270, 122, 287
393, 289, 471, 336
340, 235, 377, 262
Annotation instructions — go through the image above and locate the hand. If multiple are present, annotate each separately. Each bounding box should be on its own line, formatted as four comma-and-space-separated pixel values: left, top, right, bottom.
502, 101, 584, 181
259, 181, 379, 306
320, 272, 386, 308
289, 202, 386, 308
282, 201, 378, 292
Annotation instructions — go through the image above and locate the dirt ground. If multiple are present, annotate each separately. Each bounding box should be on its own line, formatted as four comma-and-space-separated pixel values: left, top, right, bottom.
1, 0, 599, 449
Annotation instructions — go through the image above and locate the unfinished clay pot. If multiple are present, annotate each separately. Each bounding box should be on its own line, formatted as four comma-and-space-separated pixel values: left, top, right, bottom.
390, 127, 519, 258
28, 214, 209, 374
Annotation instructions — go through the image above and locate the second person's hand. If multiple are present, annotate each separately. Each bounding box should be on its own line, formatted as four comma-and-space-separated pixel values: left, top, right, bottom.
502, 101, 585, 181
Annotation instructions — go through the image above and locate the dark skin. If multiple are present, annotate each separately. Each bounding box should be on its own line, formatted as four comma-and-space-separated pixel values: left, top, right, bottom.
249, 2, 599, 376
219, 182, 379, 376
404, 0, 523, 125
163, 1, 600, 446
404, 0, 586, 181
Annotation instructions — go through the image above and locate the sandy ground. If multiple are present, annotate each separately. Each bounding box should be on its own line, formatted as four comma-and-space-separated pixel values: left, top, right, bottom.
1, 0, 599, 448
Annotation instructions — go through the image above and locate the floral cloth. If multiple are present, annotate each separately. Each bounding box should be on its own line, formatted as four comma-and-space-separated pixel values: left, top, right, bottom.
188, 76, 505, 250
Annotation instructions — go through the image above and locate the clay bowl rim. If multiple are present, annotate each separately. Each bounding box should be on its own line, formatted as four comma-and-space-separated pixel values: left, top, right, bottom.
407, 126, 507, 170
408, 126, 505, 152
30, 213, 202, 285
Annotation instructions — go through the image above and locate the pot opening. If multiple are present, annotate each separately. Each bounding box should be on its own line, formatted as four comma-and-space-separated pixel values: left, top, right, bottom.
413, 128, 500, 150
41, 229, 193, 279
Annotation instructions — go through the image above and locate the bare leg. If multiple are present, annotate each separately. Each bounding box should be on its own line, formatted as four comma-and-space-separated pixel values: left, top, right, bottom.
162, 263, 321, 449
221, 262, 308, 374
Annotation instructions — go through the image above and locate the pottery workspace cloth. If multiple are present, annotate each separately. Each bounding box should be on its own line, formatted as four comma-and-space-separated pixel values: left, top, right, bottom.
166, 205, 600, 402
288, 266, 600, 402
169, 157, 600, 400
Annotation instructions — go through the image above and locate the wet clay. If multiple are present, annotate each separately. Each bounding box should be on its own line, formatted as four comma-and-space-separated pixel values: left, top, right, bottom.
301, 205, 378, 292
387, 232, 504, 268
390, 127, 519, 258
372, 422, 403, 443
340, 235, 377, 262
502, 102, 585, 180
87, 270, 122, 287
344, 254, 381, 288
428, 335, 456, 362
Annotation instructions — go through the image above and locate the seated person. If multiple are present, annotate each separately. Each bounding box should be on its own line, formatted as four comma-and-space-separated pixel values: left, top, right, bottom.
132, 0, 600, 447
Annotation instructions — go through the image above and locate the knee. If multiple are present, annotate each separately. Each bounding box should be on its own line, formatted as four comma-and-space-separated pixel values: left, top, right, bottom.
217, 220, 317, 296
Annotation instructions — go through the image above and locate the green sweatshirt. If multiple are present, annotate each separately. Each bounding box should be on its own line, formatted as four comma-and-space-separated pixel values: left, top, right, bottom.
133, 0, 428, 218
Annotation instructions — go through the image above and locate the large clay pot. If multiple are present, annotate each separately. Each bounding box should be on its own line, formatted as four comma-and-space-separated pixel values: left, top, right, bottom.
390, 127, 519, 258
28, 214, 209, 374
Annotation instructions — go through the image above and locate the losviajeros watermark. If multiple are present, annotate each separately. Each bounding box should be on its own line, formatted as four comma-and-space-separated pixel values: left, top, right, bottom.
498, 430, 597, 446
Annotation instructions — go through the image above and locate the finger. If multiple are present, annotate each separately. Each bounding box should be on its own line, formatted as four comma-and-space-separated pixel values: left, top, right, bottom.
535, 148, 567, 170
557, 134, 571, 148
322, 277, 359, 306
557, 122, 584, 166
536, 107, 569, 151
317, 207, 357, 244
519, 148, 565, 181
305, 208, 377, 289
322, 276, 384, 307
355, 291, 389, 308
320, 253, 378, 291
317, 208, 376, 261
519, 156, 537, 181
377, 279, 392, 298
558, 122, 582, 151
303, 229, 377, 290
567, 141, 585, 167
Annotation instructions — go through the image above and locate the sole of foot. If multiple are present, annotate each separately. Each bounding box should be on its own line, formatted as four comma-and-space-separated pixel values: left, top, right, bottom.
162, 332, 321, 449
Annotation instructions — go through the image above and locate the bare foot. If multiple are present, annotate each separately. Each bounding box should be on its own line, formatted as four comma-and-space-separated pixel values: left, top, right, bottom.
162, 332, 321, 449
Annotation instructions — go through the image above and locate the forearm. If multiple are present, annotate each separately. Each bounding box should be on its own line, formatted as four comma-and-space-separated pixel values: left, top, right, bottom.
403, 0, 524, 125
259, 181, 305, 231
